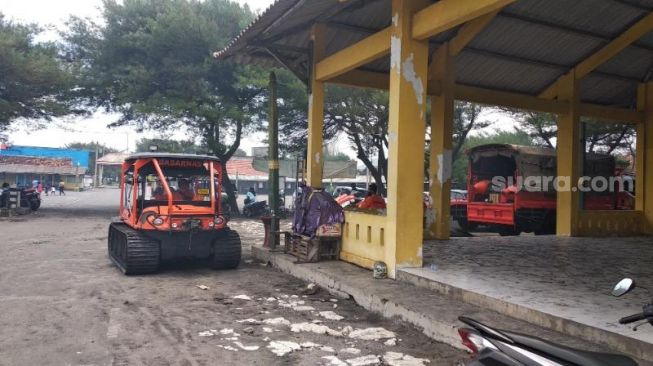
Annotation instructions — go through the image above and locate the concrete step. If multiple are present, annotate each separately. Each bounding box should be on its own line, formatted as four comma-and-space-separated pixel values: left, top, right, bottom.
397, 267, 653, 363
253, 246, 652, 365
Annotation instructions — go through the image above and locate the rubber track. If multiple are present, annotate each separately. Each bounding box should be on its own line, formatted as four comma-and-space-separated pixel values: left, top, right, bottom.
108, 223, 160, 275
211, 229, 241, 270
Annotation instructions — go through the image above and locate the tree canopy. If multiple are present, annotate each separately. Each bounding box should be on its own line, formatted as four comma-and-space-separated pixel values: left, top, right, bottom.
62, 0, 266, 212
0, 14, 79, 130
135, 138, 201, 154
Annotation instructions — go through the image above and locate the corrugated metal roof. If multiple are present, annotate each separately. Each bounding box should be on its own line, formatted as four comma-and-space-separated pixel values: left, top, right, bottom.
215, 0, 653, 108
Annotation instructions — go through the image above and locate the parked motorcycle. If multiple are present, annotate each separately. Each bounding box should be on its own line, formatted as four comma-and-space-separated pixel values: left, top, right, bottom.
0, 186, 40, 211
456, 278, 648, 365
613, 278, 653, 330
242, 200, 267, 218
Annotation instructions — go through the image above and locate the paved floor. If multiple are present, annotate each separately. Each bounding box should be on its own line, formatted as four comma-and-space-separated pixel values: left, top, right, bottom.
416, 236, 653, 344
0, 189, 464, 365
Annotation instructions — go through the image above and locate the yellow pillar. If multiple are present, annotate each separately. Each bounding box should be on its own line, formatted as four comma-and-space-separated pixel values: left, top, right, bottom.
385, 0, 431, 278
637, 82, 653, 233
556, 72, 581, 236
306, 24, 326, 188
427, 44, 454, 240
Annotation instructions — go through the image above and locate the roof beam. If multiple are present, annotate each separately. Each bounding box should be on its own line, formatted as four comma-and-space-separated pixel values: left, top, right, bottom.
323, 69, 642, 123
580, 103, 643, 124
263, 47, 308, 86
541, 12, 653, 98
326, 21, 379, 35
328, 69, 389, 90
453, 84, 570, 114
449, 10, 500, 56
315, 26, 392, 81
412, 0, 515, 41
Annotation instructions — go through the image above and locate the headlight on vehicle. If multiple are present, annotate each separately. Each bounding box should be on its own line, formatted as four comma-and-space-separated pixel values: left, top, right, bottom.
214, 215, 225, 227
171, 222, 178, 228
152, 217, 164, 226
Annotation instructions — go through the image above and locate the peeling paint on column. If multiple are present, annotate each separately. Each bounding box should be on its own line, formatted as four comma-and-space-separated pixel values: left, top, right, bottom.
401, 54, 424, 106
416, 245, 422, 259
390, 36, 401, 74
308, 94, 313, 111
314, 152, 321, 165
436, 149, 453, 185
392, 13, 399, 27
388, 132, 398, 142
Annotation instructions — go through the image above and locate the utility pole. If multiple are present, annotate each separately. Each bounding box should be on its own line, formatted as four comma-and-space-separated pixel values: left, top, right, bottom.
94, 141, 100, 188
268, 72, 280, 249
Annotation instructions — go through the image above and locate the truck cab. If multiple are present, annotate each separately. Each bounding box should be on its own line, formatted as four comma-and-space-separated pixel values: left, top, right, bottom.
451, 144, 634, 236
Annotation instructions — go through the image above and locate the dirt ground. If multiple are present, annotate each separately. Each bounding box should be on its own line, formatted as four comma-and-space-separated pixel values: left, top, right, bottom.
0, 188, 466, 366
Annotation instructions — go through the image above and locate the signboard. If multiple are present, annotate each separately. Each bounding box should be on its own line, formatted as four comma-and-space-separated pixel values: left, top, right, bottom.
157, 159, 204, 169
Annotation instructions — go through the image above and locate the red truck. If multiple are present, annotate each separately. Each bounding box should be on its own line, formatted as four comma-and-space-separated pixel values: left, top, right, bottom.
450, 144, 634, 236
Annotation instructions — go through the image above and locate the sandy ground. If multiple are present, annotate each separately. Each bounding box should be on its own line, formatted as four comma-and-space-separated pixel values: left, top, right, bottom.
0, 188, 465, 366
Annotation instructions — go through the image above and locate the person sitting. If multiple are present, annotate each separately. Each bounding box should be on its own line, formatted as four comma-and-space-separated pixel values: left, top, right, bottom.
173, 179, 194, 201
357, 183, 386, 210
152, 186, 167, 200
244, 187, 256, 205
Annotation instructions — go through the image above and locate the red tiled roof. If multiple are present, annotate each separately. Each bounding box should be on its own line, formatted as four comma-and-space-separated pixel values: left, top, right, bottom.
0, 155, 84, 175
226, 157, 267, 177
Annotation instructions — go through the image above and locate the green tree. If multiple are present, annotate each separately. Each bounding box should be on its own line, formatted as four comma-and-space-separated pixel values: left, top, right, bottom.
504, 110, 557, 148
135, 138, 201, 154
61, 0, 265, 213
278, 82, 492, 196
0, 14, 79, 130
506, 110, 636, 155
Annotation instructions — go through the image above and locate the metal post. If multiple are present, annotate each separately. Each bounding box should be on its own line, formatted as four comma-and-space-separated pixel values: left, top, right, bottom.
94, 142, 99, 188
268, 72, 280, 249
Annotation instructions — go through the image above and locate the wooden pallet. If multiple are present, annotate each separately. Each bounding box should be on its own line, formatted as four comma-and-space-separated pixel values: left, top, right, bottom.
282, 232, 341, 263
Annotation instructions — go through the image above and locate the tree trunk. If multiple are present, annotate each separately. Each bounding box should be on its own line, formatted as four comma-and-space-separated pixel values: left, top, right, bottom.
221, 168, 240, 216
215, 119, 244, 215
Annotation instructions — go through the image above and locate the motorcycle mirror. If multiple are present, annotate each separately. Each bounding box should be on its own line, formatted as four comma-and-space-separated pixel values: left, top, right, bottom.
612, 278, 635, 297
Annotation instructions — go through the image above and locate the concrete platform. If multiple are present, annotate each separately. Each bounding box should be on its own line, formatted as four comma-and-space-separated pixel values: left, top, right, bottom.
253, 245, 653, 365
398, 235, 653, 362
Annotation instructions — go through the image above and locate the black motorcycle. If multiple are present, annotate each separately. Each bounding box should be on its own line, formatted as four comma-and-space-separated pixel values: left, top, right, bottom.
242, 200, 267, 218
1, 186, 40, 211
456, 278, 648, 366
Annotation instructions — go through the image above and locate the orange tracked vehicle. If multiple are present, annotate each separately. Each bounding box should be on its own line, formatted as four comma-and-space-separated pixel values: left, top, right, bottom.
108, 153, 241, 274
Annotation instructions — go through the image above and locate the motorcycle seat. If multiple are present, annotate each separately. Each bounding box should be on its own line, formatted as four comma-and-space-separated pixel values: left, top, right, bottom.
503, 331, 637, 366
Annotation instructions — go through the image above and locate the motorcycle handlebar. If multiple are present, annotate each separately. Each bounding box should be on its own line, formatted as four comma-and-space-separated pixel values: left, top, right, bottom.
619, 313, 647, 324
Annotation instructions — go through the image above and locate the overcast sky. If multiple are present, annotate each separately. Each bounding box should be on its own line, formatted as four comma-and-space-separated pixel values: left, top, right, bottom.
1, 0, 511, 156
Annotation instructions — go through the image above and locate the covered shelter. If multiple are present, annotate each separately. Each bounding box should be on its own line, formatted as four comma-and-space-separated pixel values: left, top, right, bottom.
96, 152, 131, 186
216, 0, 653, 278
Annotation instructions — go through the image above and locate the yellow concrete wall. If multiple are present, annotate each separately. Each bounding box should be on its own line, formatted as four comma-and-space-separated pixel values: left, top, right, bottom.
577, 211, 644, 236
340, 211, 387, 270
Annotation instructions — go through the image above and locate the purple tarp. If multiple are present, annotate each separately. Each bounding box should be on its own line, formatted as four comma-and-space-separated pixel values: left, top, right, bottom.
292, 184, 344, 237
